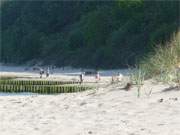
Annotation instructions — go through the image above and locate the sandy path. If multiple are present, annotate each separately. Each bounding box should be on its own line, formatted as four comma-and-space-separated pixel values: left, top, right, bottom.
0, 81, 180, 135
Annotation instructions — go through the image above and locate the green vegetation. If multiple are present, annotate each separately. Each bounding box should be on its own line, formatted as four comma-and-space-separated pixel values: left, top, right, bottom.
130, 69, 145, 97
0, 80, 92, 94
0, 79, 79, 85
1, 1, 179, 69
139, 32, 180, 84
130, 32, 179, 97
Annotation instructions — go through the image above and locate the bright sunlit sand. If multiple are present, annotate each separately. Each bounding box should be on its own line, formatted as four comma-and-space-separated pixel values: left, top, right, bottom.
0, 65, 180, 135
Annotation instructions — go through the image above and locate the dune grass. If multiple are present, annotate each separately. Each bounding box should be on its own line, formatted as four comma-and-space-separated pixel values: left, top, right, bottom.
130, 31, 180, 97
130, 69, 146, 97
138, 31, 180, 84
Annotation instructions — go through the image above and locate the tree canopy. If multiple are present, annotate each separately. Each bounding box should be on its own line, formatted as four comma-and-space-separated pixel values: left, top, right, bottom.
0, 1, 179, 68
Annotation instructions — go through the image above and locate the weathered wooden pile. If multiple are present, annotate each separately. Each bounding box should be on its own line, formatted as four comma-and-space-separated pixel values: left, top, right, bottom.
0, 80, 92, 94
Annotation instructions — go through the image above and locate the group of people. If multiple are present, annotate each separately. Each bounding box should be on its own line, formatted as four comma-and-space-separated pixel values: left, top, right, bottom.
79, 72, 123, 84
111, 72, 123, 83
39, 67, 50, 78
38, 67, 123, 83
79, 72, 101, 84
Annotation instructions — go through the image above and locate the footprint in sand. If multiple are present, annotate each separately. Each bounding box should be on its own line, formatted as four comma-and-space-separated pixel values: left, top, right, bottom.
80, 101, 87, 106
169, 97, 178, 101
12, 101, 22, 104
98, 103, 103, 107
64, 105, 69, 110
34, 127, 39, 130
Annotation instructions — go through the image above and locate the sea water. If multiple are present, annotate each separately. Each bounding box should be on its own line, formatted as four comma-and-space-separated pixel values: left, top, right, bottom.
0, 92, 38, 96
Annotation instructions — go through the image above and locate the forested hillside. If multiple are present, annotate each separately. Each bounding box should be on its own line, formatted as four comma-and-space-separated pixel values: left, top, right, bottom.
0, 1, 179, 69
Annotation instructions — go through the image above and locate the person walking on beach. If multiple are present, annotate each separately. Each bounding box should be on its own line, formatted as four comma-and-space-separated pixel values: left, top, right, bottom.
39, 68, 44, 78
46, 67, 50, 77
117, 72, 123, 82
95, 71, 100, 82
79, 73, 84, 84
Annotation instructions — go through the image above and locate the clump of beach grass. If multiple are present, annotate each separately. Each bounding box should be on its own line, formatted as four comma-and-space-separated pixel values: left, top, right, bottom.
139, 31, 180, 85
130, 31, 180, 97
130, 68, 146, 97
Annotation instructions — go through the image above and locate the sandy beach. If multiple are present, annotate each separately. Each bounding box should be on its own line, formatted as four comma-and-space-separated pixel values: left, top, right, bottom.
1, 1, 179, 134
0, 65, 180, 135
